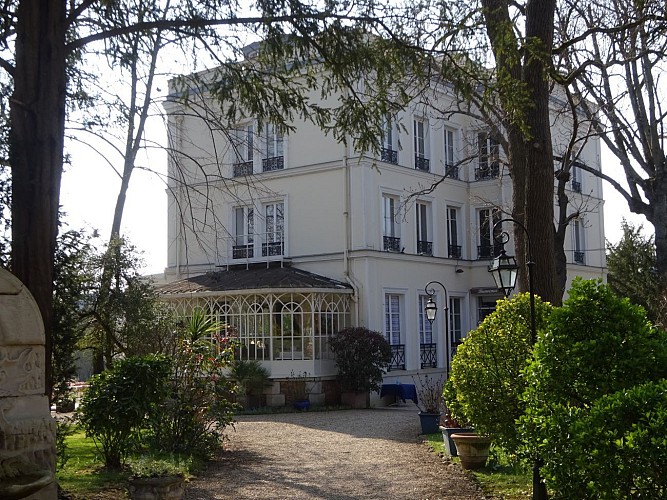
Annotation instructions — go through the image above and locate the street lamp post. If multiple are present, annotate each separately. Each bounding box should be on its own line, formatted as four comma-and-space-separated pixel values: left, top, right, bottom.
488, 218, 537, 344
487, 218, 545, 500
424, 281, 449, 376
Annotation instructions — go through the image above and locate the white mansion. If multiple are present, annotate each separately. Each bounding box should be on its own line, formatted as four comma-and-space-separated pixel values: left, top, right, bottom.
157, 54, 607, 405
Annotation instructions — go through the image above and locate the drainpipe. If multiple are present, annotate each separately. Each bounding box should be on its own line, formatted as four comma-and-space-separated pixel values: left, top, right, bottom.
342, 137, 361, 325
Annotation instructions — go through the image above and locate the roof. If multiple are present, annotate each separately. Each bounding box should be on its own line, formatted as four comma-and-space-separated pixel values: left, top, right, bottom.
157, 263, 353, 296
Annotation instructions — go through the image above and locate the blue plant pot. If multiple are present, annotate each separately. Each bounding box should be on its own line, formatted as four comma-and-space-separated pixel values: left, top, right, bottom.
418, 412, 441, 434
293, 399, 311, 411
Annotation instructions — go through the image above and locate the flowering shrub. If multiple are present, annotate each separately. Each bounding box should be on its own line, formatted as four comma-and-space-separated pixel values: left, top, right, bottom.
147, 309, 238, 459
330, 327, 391, 393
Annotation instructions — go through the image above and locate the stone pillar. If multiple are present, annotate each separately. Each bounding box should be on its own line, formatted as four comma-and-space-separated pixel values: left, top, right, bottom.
0, 268, 56, 499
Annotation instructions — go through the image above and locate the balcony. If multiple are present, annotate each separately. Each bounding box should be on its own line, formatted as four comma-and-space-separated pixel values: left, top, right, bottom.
415, 156, 430, 172
233, 161, 253, 177
381, 147, 398, 164
444, 164, 459, 179
475, 163, 500, 181
262, 156, 284, 172
572, 180, 582, 193
574, 251, 585, 264
420, 343, 437, 369
383, 235, 401, 252
448, 244, 462, 259
417, 240, 433, 256
388, 344, 406, 371
262, 240, 284, 257
232, 244, 254, 259
477, 243, 504, 260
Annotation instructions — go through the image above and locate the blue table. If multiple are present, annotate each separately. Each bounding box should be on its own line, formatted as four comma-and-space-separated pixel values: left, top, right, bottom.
380, 383, 419, 404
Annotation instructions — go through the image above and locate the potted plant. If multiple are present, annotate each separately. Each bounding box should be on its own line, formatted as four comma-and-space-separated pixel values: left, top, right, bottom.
127, 455, 188, 500
450, 432, 493, 470
283, 371, 318, 410
329, 327, 392, 408
439, 408, 473, 457
413, 372, 445, 434
230, 359, 272, 409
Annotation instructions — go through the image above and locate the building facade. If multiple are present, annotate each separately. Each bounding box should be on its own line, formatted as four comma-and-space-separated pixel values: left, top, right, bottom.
158, 60, 607, 403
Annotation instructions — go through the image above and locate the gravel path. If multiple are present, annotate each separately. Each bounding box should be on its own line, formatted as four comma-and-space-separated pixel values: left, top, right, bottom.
184, 406, 484, 500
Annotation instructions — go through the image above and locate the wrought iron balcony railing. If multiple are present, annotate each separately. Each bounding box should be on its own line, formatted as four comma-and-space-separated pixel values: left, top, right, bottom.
415, 155, 430, 172
388, 344, 406, 371
448, 244, 462, 259
420, 343, 437, 369
262, 156, 284, 172
477, 242, 504, 260
474, 163, 500, 180
381, 147, 398, 164
574, 251, 585, 264
571, 180, 582, 193
232, 244, 254, 259
262, 241, 284, 257
417, 240, 433, 256
444, 164, 459, 179
383, 235, 401, 252
233, 161, 253, 177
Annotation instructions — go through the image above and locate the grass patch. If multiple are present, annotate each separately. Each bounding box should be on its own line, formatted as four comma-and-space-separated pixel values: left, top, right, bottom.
423, 434, 531, 500
57, 428, 204, 498
56, 429, 128, 496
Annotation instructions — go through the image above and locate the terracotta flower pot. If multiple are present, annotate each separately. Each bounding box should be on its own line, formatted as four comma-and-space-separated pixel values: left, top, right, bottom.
128, 475, 185, 500
450, 432, 492, 470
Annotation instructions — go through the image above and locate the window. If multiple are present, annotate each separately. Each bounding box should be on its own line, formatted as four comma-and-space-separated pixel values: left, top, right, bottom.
263, 124, 284, 172
476, 132, 500, 180
419, 294, 437, 368
383, 194, 401, 252
385, 294, 401, 344
571, 164, 582, 193
385, 293, 405, 370
444, 128, 458, 178
478, 296, 497, 324
416, 202, 432, 256
449, 297, 462, 346
573, 218, 585, 264
233, 206, 254, 259
233, 123, 254, 176
478, 208, 502, 259
446, 206, 461, 259
413, 118, 430, 171
381, 114, 398, 164
263, 202, 284, 257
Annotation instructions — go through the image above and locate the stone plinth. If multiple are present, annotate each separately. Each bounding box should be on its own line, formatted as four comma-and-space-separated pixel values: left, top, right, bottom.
0, 269, 56, 499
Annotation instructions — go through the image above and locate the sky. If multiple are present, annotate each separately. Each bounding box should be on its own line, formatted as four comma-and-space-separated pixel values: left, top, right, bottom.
59, 116, 650, 278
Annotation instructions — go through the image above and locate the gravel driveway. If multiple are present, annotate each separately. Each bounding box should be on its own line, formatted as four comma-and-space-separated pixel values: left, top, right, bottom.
184, 406, 484, 500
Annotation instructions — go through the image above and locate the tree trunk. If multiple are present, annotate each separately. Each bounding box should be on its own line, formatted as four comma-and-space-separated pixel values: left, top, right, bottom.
10, 0, 67, 401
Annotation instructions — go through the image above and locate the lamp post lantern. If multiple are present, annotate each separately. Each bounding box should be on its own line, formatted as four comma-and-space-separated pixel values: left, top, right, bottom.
489, 218, 544, 500
424, 281, 449, 375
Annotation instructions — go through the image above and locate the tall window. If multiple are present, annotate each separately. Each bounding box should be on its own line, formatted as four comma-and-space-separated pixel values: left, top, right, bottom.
418, 295, 433, 344
233, 207, 254, 259
478, 296, 497, 324
383, 194, 401, 251
478, 208, 502, 259
381, 114, 398, 164
573, 218, 585, 264
414, 118, 430, 171
449, 297, 462, 346
263, 202, 284, 256
476, 132, 500, 180
571, 164, 582, 193
263, 124, 284, 171
385, 294, 401, 345
416, 202, 432, 256
233, 123, 254, 176
446, 206, 461, 258
444, 128, 458, 178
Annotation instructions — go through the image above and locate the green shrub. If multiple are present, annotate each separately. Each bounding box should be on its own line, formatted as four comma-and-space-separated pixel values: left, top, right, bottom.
147, 309, 238, 459
230, 359, 272, 408
522, 279, 667, 497
537, 380, 667, 499
77, 355, 172, 468
445, 293, 552, 449
329, 327, 392, 393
